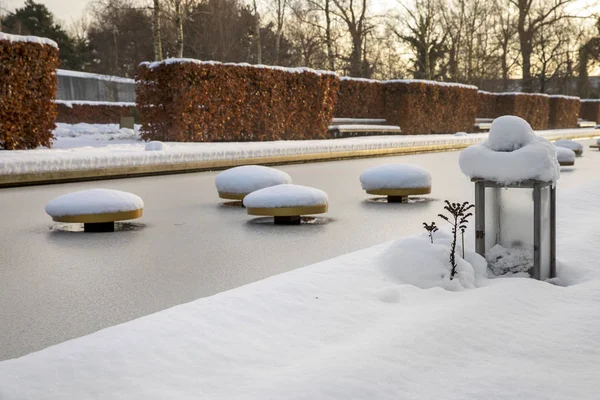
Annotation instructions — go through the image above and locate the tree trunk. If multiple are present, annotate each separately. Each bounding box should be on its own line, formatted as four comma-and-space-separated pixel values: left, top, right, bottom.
274, 0, 285, 65
253, 0, 262, 64
325, 0, 335, 71
350, 33, 362, 77
153, 0, 163, 61
175, 0, 184, 58
521, 42, 533, 92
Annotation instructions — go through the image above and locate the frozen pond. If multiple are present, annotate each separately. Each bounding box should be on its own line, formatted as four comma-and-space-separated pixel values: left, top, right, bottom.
1, 138, 599, 360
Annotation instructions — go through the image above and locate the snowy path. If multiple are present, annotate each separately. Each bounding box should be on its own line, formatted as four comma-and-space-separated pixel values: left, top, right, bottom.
1, 166, 600, 398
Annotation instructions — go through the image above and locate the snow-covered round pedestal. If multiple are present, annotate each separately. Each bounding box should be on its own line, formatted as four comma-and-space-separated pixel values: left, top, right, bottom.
554, 139, 582, 156
45, 189, 144, 232
359, 164, 431, 203
215, 165, 292, 202
556, 146, 576, 166
243, 184, 328, 225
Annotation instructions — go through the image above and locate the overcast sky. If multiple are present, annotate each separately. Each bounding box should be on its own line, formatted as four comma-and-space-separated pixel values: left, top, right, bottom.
2, 0, 599, 28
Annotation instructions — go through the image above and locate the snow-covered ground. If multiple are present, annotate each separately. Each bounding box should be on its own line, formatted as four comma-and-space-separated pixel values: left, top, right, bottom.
1, 173, 600, 398
0, 123, 597, 176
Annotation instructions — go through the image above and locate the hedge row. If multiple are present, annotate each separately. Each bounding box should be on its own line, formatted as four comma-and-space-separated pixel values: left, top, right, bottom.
476, 91, 497, 118
580, 100, 600, 123
0, 33, 58, 149
493, 93, 550, 130
334, 78, 385, 119
136, 60, 339, 142
548, 95, 580, 129
56, 101, 136, 124
335, 78, 478, 135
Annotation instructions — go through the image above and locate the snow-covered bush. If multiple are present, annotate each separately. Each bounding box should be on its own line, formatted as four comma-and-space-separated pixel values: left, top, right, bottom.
548, 95, 580, 129
495, 93, 550, 130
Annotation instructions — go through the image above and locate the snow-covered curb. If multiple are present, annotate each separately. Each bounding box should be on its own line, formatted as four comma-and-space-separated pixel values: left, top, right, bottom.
1, 178, 600, 399
0, 127, 597, 185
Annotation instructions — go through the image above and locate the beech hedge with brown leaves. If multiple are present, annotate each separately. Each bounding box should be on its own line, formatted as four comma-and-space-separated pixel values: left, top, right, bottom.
0, 34, 58, 149
136, 60, 339, 142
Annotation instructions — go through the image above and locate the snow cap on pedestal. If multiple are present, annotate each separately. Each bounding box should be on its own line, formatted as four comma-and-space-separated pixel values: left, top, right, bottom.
556, 146, 576, 165
459, 115, 560, 185
359, 164, 431, 191
243, 184, 327, 209
45, 189, 144, 218
554, 139, 582, 156
215, 165, 292, 198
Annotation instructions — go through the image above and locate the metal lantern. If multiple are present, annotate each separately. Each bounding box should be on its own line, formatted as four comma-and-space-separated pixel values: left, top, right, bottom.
473, 179, 556, 280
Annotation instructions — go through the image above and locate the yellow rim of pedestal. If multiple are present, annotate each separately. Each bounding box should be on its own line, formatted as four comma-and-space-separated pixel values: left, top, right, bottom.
51, 208, 143, 223
559, 161, 575, 166
247, 204, 328, 217
366, 187, 431, 196
218, 191, 247, 200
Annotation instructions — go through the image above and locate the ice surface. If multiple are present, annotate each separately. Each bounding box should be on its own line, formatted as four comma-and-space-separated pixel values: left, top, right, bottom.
554, 139, 583, 154
145, 141, 167, 151
555, 146, 576, 163
243, 184, 327, 208
359, 164, 431, 190
459, 117, 560, 184
215, 165, 292, 195
0, 32, 57, 48
487, 115, 535, 152
45, 189, 144, 217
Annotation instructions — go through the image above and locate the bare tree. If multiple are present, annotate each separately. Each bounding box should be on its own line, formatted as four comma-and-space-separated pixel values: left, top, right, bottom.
273, 0, 287, 64
391, 0, 446, 80
331, 0, 371, 77
509, 0, 576, 92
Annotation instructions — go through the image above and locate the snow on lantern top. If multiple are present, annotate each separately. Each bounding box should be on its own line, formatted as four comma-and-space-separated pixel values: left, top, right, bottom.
459, 115, 560, 185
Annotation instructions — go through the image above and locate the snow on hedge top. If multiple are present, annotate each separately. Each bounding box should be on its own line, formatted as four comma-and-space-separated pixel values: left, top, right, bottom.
496, 92, 550, 97
487, 115, 535, 151
54, 100, 136, 108
360, 164, 431, 191
243, 184, 327, 208
549, 94, 580, 100
140, 58, 336, 76
0, 32, 58, 48
556, 146, 576, 163
45, 189, 144, 217
340, 76, 478, 90
216, 165, 292, 195
581, 99, 600, 103
459, 116, 560, 184
554, 139, 583, 153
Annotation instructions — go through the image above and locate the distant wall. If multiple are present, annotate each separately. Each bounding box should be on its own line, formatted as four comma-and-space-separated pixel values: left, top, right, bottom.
57, 69, 135, 102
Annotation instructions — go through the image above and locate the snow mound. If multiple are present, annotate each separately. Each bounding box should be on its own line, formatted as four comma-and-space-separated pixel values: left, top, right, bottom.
459, 117, 560, 184
554, 139, 583, 155
488, 115, 535, 152
0, 32, 58, 48
379, 236, 486, 291
45, 189, 144, 217
215, 166, 292, 195
145, 141, 167, 151
243, 184, 327, 208
556, 147, 576, 164
486, 244, 532, 276
360, 164, 431, 190
454, 132, 468, 136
